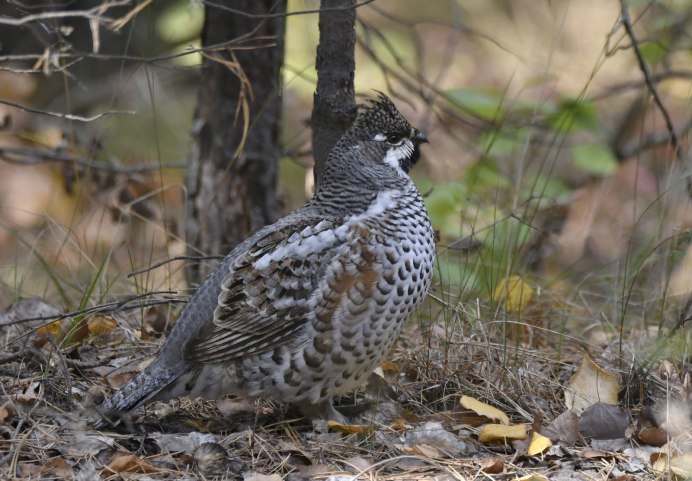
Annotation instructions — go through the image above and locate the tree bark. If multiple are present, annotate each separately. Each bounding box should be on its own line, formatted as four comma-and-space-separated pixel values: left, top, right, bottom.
311, 0, 358, 188
186, 0, 286, 282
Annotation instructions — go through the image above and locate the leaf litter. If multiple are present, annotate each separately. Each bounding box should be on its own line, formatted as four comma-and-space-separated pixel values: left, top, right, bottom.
0, 290, 690, 480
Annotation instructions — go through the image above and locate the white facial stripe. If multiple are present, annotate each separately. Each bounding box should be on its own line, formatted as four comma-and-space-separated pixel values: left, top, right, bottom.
373, 133, 386, 141
383, 139, 414, 176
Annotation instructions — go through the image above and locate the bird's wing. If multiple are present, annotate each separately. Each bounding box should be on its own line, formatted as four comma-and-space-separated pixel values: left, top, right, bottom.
183, 216, 352, 363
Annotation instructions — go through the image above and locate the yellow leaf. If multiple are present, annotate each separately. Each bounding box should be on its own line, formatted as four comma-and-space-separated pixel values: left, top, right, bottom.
493, 275, 534, 314
478, 423, 528, 443
87, 316, 117, 336
395, 443, 441, 458
564, 353, 619, 414
36, 320, 62, 337
460, 395, 510, 425
327, 420, 373, 434
652, 452, 692, 478
515, 474, 550, 481
527, 432, 552, 456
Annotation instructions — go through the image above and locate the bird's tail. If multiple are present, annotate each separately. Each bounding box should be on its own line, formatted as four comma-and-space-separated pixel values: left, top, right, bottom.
93, 362, 181, 428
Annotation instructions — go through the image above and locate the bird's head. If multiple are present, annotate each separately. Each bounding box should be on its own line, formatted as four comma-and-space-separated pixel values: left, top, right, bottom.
341, 92, 428, 176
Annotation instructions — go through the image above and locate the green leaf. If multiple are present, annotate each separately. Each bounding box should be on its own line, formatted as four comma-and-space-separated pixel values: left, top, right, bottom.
445, 88, 505, 121
571, 143, 618, 176
547, 98, 598, 133
481, 128, 528, 157
638, 41, 668, 66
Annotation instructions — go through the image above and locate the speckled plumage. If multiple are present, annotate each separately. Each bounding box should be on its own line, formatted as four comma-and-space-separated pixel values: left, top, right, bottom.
96, 93, 435, 424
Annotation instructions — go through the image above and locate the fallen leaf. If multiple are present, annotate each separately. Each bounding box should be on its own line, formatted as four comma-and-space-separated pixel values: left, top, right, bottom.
651, 451, 692, 478
493, 275, 534, 314
0, 406, 10, 424
404, 421, 468, 456
527, 432, 552, 456
87, 316, 117, 336
40, 458, 72, 478
515, 474, 550, 481
103, 452, 160, 474
327, 420, 373, 434
478, 423, 528, 443
637, 426, 668, 447
578, 402, 629, 440
243, 473, 283, 481
398, 443, 443, 458
460, 395, 510, 425
479, 457, 504, 474
36, 319, 62, 337
542, 410, 578, 446
564, 353, 618, 414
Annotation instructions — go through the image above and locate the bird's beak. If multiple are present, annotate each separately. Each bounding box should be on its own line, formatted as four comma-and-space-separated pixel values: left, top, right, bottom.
414, 129, 429, 144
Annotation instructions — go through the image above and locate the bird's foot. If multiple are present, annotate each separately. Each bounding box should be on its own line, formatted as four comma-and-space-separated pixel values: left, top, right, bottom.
298, 400, 348, 424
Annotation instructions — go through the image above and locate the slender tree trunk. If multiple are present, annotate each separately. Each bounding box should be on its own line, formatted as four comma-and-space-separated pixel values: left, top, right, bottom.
186, 0, 286, 282
311, 0, 358, 188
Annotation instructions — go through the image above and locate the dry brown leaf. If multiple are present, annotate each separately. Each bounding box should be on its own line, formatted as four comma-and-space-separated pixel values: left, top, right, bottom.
527, 432, 552, 456
243, 473, 282, 481
36, 319, 62, 337
637, 426, 668, 447
515, 474, 550, 481
87, 316, 117, 336
0, 406, 10, 424
542, 410, 579, 446
564, 353, 618, 414
327, 420, 373, 434
581, 448, 608, 458
104, 452, 160, 474
479, 457, 504, 474
460, 395, 510, 425
578, 402, 629, 440
478, 423, 528, 443
40, 458, 72, 478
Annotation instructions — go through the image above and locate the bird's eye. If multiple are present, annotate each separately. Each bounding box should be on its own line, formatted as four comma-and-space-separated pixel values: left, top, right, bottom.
386, 133, 401, 144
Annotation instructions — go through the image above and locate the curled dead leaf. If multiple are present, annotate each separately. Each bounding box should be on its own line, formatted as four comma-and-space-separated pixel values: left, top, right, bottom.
327, 420, 373, 434
460, 395, 510, 425
527, 432, 552, 456
478, 423, 528, 443
103, 452, 160, 474
564, 353, 618, 414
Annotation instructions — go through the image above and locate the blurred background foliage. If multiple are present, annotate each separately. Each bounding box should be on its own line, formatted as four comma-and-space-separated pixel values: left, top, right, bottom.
0, 0, 690, 349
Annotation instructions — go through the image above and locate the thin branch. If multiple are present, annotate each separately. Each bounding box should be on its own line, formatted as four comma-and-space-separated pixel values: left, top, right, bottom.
619, 1, 684, 162
616, 120, 692, 159
0, 146, 186, 173
0, 1, 129, 26
0, 98, 134, 122
127, 255, 225, 278
590, 69, 692, 101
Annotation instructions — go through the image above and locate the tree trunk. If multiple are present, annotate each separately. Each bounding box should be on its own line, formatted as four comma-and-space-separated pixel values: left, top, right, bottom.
311, 0, 358, 188
186, 0, 286, 282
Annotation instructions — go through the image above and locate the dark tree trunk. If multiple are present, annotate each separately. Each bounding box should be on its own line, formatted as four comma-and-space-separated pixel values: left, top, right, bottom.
186, 0, 286, 282
311, 0, 358, 188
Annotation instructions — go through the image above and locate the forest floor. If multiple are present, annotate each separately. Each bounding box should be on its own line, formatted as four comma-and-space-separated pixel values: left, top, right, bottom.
1, 291, 689, 481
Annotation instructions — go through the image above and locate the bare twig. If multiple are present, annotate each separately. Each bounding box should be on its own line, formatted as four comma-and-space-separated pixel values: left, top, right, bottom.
0, 145, 186, 173
619, 1, 685, 163
0, 1, 129, 26
616, 120, 692, 159
0, 98, 134, 122
127, 255, 225, 278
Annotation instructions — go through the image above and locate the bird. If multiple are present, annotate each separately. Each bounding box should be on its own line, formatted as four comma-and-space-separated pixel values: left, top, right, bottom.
95, 92, 435, 425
